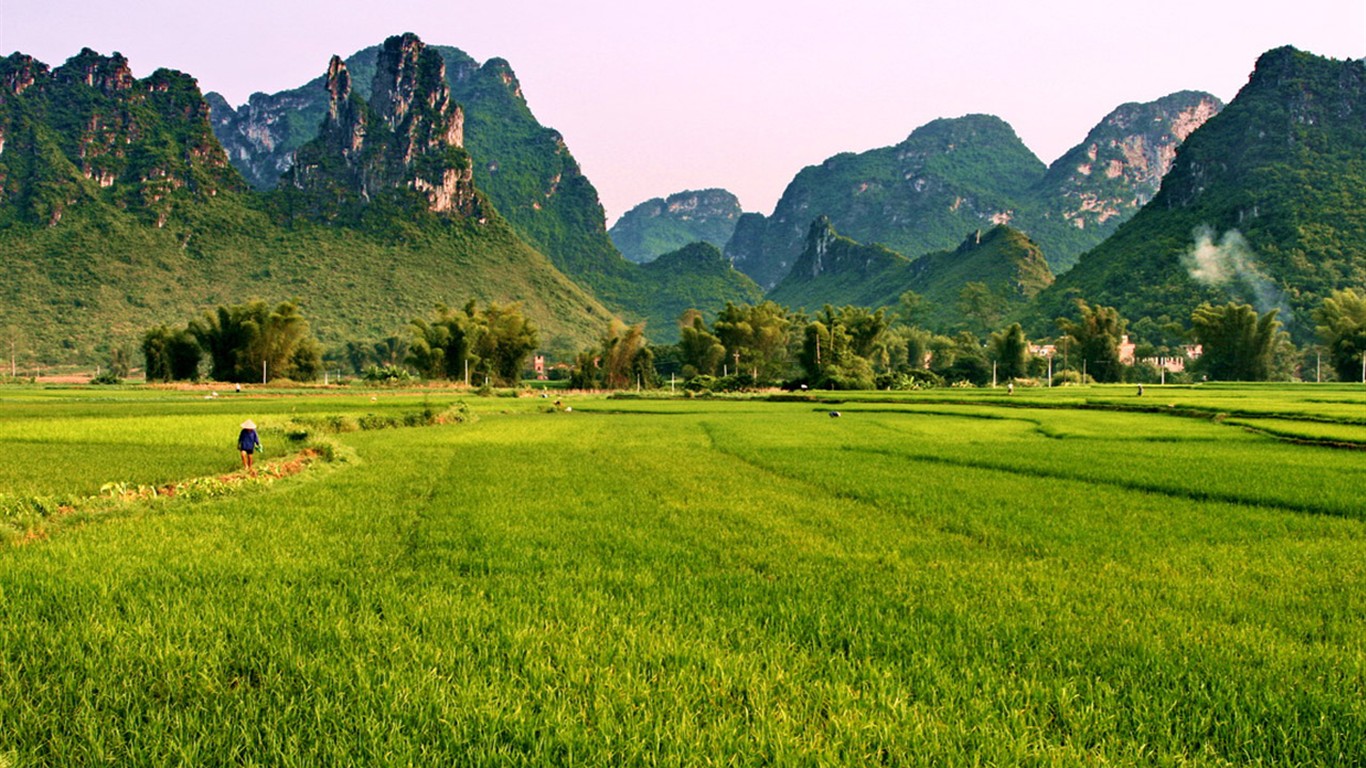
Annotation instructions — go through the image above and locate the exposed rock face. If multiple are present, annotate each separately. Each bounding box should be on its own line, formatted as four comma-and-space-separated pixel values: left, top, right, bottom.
609, 188, 743, 263
0, 49, 242, 226
283, 33, 477, 218
725, 94, 1221, 288
1039, 47, 1366, 343
207, 41, 631, 296
52, 48, 135, 94
1028, 91, 1222, 269
0, 54, 47, 100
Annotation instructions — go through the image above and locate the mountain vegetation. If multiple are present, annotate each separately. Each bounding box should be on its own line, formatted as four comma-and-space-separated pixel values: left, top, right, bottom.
1035, 47, 1366, 345
3, 39, 1361, 376
634, 243, 764, 335
609, 188, 743, 263
0, 43, 614, 364
208, 38, 758, 344
769, 218, 1053, 334
726, 95, 1221, 288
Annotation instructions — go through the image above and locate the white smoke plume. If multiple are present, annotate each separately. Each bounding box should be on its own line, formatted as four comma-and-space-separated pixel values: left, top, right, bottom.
1182, 226, 1293, 325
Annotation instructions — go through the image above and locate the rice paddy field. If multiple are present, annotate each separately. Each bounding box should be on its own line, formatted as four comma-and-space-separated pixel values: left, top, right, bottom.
2, 382, 1365, 765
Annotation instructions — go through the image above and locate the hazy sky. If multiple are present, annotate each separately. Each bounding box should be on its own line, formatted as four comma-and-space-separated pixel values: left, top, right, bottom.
3, 1, 1362, 223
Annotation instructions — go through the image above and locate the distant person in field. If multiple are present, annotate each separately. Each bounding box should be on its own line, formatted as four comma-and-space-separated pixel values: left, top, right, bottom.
238, 419, 262, 475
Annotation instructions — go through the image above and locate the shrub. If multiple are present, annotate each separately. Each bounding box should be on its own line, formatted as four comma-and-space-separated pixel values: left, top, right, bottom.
362, 364, 414, 384
1051, 370, 1095, 386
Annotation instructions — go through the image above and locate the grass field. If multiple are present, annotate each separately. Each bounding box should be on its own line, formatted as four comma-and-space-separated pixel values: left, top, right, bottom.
1, 383, 1364, 765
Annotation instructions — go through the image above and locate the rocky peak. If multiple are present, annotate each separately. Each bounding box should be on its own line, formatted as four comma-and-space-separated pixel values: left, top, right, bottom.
609, 188, 744, 263
481, 58, 524, 101
371, 34, 463, 160
0, 48, 243, 227
326, 55, 351, 114
284, 33, 477, 218
1044, 91, 1223, 213
0, 53, 47, 99
806, 216, 840, 278
53, 48, 134, 95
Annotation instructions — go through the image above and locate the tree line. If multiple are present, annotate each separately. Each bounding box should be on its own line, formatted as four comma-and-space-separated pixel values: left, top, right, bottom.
141, 299, 539, 386
129, 288, 1366, 387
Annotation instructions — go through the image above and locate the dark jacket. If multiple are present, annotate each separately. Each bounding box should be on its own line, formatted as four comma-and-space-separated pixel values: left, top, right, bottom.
237, 428, 262, 452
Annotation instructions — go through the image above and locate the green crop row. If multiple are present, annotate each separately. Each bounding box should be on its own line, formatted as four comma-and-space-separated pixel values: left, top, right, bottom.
0, 385, 1362, 764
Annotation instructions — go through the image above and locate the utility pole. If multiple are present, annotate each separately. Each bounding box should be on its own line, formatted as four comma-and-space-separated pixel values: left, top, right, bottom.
262, 360, 267, 384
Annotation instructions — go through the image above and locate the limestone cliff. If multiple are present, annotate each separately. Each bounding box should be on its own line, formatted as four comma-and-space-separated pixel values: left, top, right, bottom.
0, 48, 242, 227
283, 34, 478, 218
1027, 91, 1223, 271
725, 94, 1220, 288
1037, 47, 1366, 343
609, 188, 743, 263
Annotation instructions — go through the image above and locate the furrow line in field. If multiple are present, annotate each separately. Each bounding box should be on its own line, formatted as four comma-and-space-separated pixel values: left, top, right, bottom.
844, 446, 1357, 521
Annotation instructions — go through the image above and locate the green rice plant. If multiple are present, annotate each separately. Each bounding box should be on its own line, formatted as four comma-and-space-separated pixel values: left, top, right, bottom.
0, 386, 1364, 764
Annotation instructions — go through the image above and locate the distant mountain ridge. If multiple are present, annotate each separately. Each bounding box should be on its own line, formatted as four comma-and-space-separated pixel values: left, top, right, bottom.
769, 218, 1052, 332
609, 188, 743, 263
725, 93, 1222, 289
280, 34, 480, 220
208, 38, 759, 342
0, 49, 244, 228
1034, 47, 1366, 344
0, 41, 617, 360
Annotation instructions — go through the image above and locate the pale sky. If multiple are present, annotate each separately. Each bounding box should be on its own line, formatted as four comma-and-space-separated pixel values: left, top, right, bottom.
3, 1, 1362, 223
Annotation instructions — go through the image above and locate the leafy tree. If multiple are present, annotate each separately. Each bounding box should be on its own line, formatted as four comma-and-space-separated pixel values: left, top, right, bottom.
1314, 289, 1366, 382
896, 290, 927, 327
189, 300, 322, 382
406, 303, 481, 382
934, 332, 992, 385
959, 282, 1006, 333
988, 323, 1031, 380
571, 320, 655, 389
107, 345, 132, 379
289, 337, 325, 382
677, 311, 725, 378
374, 336, 408, 367
900, 326, 933, 370
342, 340, 377, 375
1189, 302, 1285, 381
253, 301, 314, 381
798, 308, 875, 389
1056, 300, 1127, 383
828, 305, 890, 366
142, 325, 201, 382
713, 301, 794, 381
475, 302, 539, 386
406, 317, 454, 379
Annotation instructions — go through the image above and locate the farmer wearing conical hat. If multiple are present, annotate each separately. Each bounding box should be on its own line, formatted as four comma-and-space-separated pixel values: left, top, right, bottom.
237, 419, 263, 476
